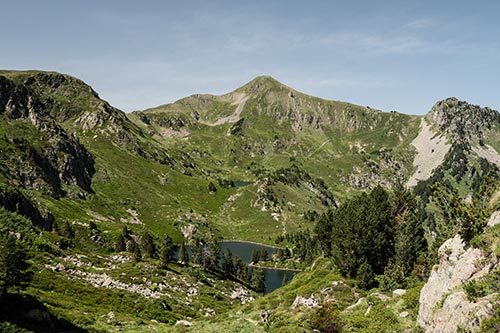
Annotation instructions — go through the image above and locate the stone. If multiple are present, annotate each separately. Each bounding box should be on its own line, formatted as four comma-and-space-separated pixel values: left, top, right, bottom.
392, 289, 406, 297
399, 311, 409, 318
371, 293, 390, 301
432, 291, 496, 333
346, 297, 365, 310
487, 210, 500, 227
417, 235, 490, 330
292, 294, 319, 308
175, 320, 193, 327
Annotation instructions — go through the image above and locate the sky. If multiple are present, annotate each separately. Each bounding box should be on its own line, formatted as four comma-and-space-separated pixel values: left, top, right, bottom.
1, 0, 499, 115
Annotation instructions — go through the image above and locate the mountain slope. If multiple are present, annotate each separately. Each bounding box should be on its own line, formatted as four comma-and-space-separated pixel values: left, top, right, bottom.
1, 70, 500, 332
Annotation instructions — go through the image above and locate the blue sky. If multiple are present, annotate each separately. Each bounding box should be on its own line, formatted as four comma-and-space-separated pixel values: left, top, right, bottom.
2, 1, 499, 114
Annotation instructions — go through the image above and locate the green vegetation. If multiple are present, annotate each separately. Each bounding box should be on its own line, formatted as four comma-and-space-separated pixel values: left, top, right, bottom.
1, 70, 500, 331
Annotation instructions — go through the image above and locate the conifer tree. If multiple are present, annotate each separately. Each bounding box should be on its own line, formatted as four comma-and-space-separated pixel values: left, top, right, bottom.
179, 242, 189, 263
141, 231, 156, 258
222, 248, 234, 277
159, 234, 176, 268
251, 268, 266, 294
0, 235, 33, 298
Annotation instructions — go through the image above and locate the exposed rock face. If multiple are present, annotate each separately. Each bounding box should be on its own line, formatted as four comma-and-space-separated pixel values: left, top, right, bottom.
0, 75, 95, 198
0, 189, 54, 230
427, 97, 500, 146
417, 235, 493, 331
432, 291, 496, 333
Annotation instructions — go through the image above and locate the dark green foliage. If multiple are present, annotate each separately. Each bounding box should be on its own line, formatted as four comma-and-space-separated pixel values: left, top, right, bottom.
309, 303, 345, 333
222, 248, 234, 277
432, 184, 486, 244
61, 221, 75, 239
208, 182, 217, 193
276, 247, 291, 260
191, 241, 203, 265
229, 118, 244, 136
140, 231, 156, 258
0, 234, 33, 297
250, 249, 270, 264
89, 221, 97, 231
288, 230, 316, 264
232, 256, 249, 282
115, 234, 126, 252
463, 280, 487, 302
330, 186, 394, 277
178, 242, 189, 263
133, 245, 142, 263
356, 261, 376, 290
251, 268, 266, 294
314, 210, 333, 256
202, 239, 220, 270
314, 184, 429, 289
159, 234, 176, 267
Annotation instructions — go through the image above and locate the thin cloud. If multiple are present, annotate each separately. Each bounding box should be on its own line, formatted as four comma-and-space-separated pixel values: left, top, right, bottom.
404, 18, 434, 31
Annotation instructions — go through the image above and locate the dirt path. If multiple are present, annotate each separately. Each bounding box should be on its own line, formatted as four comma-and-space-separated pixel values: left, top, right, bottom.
199, 93, 249, 126
407, 119, 450, 187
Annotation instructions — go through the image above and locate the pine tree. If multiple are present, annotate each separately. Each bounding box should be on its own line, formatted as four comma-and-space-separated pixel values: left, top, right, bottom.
159, 234, 176, 268
356, 261, 376, 290
191, 241, 203, 265
179, 242, 189, 263
141, 231, 156, 258
0, 235, 33, 298
133, 245, 142, 263
251, 249, 259, 264
233, 256, 249, 282
222, 248, 234, 277
115, 234, 126, 252
62, 221, 75, 239
251, 268, 266, 294
203, 239, 220, 270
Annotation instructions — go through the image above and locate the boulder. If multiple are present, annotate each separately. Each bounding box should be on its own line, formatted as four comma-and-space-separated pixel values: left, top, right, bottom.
432, 291, 496, 333
392, 289, 406, 298
417, 235, 490, 331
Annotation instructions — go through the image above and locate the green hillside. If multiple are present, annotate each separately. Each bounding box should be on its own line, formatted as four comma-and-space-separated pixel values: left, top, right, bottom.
1, 70, 500, 332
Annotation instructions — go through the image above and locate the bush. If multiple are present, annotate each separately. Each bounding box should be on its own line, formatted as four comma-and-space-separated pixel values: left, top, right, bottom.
463, 280, 487, 302
356, 262, 376, 290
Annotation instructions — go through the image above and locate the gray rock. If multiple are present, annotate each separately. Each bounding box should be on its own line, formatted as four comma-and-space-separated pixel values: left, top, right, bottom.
417, 235, 490, 331
392, 289, 406, 297
432, 291, 496, 333
487, 210, 500, 227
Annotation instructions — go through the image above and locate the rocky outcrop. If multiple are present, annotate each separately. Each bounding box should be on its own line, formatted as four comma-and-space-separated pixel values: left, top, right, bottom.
432, 291, 496, 333
0, 75, 95, 198
0, 189, 54, 230
417, 234, 496, 332
427, 97, 500, 146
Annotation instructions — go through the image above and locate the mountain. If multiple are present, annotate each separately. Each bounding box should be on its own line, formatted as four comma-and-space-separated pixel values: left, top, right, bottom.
0, 70, 499, 332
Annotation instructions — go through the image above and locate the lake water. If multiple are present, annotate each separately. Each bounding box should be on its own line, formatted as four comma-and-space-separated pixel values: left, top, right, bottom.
219, 241, 295, 293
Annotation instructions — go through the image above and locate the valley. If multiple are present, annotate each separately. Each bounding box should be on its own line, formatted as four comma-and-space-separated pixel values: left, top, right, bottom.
0, 70, 499, 332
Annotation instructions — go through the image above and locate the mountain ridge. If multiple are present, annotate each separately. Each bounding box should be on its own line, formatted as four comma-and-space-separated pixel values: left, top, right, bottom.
1, 69, 500, 332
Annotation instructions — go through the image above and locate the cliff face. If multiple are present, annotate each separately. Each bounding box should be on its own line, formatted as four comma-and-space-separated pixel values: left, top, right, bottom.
0, 75, 95, 198
417, 214, 500, 332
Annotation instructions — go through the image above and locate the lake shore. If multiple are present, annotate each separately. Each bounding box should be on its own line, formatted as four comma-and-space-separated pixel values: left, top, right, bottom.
219, 239, 284, 249
248, 262, 302, 272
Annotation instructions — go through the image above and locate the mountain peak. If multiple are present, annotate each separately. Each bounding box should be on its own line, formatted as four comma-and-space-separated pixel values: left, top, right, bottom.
427, 97, 499, 145
237, 75, 292, 95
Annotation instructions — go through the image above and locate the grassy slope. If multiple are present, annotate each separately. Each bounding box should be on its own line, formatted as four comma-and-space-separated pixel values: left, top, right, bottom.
180, 258, 424, 333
